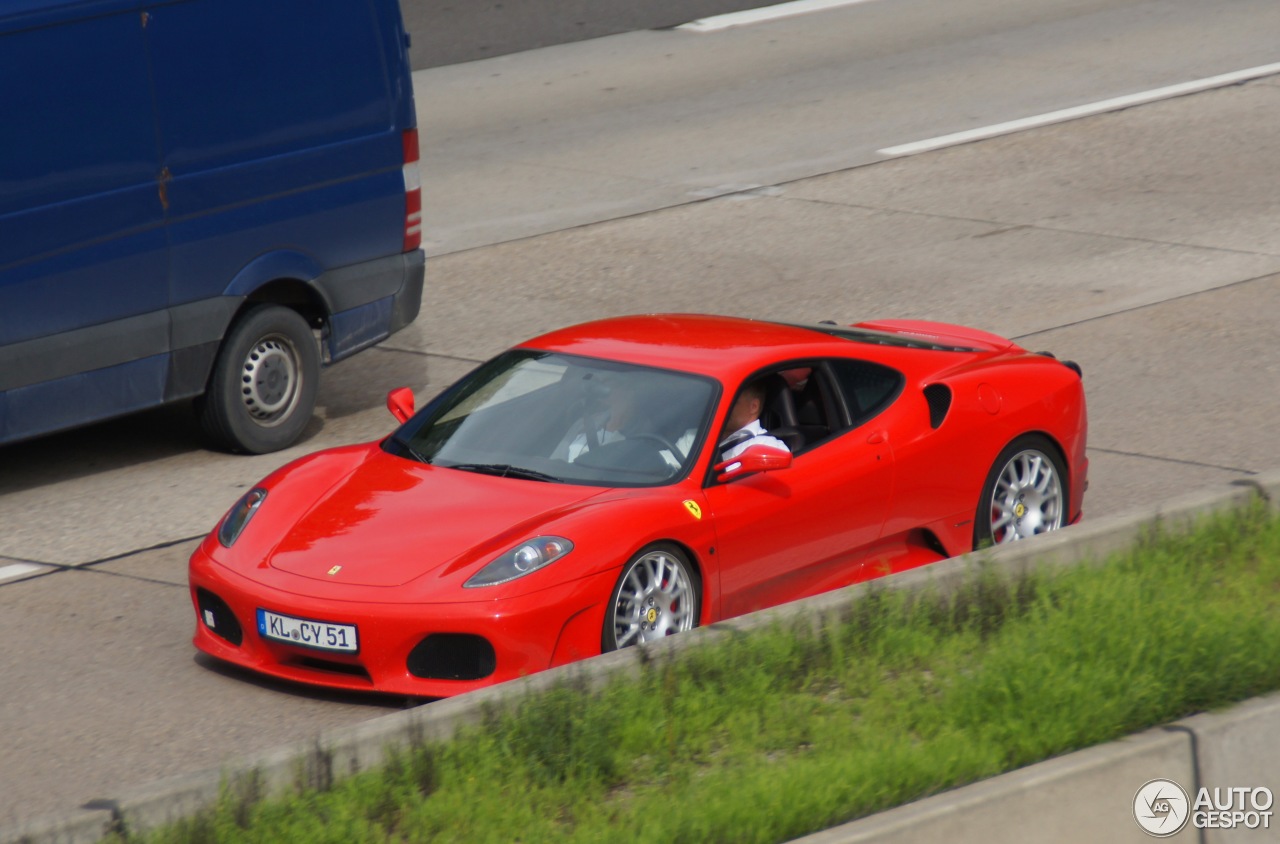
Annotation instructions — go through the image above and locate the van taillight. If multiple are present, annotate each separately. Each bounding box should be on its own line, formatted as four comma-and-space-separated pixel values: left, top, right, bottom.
402, 129, 422, 252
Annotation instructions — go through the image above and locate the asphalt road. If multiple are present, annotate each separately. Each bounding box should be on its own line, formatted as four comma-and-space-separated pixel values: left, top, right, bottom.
3, 0, 1280, 831
401, 0, 794, 68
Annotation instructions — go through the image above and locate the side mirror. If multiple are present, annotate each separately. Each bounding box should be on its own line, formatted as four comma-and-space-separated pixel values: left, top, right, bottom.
714, 445, 792, 482
386, 387, 415, 424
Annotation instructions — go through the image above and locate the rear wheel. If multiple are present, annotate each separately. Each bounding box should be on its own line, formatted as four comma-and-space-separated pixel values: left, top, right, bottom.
198, 304, 319, 454
974, 434, 1067, 548
603, 544, 700, 651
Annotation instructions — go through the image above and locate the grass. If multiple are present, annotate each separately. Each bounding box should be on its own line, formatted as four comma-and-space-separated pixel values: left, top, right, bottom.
118, 504, 1280, 844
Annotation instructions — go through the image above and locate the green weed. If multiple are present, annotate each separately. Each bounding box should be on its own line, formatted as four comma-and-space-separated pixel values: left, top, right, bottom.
119, 504, 1280, 844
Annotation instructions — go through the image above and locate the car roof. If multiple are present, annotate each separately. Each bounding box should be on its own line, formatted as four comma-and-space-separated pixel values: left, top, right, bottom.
517, 314, 1003, 382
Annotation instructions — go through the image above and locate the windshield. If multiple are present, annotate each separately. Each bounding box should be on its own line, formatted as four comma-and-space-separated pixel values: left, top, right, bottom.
386, 350, 718, 487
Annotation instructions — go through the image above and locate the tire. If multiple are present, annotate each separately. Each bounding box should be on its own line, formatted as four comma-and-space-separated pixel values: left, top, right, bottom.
197, 304, 320, 454
973, 434, 1068, 548
602, 543, 701, 652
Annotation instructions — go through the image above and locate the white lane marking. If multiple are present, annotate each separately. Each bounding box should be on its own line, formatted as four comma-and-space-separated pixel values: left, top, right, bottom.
678, 0, 883, 33
0, 563, 45, 583
878, 62, 1280, 156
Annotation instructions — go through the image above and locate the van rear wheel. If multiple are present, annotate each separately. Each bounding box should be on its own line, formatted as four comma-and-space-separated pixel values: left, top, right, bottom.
198, 305, 319, 454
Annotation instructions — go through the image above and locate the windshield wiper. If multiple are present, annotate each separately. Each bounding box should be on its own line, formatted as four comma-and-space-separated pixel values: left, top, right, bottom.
447, 463, 563, 483
387, 434, 431, 464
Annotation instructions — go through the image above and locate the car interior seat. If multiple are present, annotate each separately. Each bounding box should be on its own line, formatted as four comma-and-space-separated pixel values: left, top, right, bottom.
759, 373, 805, 452
791, 374, 832, 446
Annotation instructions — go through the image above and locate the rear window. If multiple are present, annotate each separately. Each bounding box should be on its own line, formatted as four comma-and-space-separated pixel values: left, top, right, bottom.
827, 359, 904, 423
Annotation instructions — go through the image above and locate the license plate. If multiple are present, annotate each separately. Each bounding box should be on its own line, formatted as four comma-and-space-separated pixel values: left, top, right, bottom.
257, 609, 358, 653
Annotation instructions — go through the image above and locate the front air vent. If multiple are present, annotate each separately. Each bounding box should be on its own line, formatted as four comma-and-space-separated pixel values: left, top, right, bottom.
408, 633, 497, 681
196, 588, 243, 646
923, 384, 952, 429
286, 655, 373, 682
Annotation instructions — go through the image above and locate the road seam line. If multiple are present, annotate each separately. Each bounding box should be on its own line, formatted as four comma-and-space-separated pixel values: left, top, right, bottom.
878, 62, 1280, 156
0, 563, 45, 583
677, 0, 882, 33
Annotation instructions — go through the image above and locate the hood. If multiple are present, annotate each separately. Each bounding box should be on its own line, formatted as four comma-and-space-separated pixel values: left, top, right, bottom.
262, 449, 606, 587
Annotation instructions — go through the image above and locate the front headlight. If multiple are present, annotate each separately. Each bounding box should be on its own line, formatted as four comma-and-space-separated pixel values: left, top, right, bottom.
217, 488, 267, 548
464, 536, 574, 588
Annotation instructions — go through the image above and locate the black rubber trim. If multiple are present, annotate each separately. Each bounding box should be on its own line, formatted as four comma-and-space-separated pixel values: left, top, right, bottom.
389, 249, 424, 335
0, 249, 420, 396
312, 250, 422, 314
0, 296, 241, 393
0, 311, 167, 392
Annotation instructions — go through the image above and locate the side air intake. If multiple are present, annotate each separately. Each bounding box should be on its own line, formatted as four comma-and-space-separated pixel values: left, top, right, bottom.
923, 384, 952, 429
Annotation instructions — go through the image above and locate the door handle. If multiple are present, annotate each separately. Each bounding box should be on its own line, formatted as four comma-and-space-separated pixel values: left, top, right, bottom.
867, 431, 887, 445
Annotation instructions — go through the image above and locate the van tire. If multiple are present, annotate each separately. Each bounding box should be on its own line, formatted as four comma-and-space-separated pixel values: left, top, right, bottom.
198, 305, 320, 454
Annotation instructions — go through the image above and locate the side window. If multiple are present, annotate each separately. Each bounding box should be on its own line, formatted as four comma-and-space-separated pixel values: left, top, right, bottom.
729, 359, 903, 457
827, 359, 904, 427
735, 366, 835, 456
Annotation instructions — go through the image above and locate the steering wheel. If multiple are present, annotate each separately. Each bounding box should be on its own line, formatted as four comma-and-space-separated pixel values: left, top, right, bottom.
629, 432, 680, 455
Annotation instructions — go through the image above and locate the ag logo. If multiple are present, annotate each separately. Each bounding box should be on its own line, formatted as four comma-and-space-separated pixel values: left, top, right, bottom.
682, 500, 702, 520
1134, 779, 1190, 837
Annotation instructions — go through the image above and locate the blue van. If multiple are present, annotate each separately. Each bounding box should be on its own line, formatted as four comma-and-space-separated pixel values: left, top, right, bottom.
0, 0, 423, 453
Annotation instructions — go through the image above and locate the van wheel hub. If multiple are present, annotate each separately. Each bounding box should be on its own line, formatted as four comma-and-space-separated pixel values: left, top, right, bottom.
241, 335, 301, 424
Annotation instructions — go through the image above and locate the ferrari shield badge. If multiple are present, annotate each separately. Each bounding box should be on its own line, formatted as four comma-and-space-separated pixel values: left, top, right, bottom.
682, 500, 702, 520
327, 565, 343, 577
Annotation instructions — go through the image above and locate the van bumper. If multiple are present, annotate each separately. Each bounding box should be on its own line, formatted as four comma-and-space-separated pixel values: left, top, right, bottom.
315, 249, 425, 362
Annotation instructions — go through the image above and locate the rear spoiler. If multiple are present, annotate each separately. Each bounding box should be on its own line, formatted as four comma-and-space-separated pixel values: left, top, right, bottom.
1036, 350, 1082, 378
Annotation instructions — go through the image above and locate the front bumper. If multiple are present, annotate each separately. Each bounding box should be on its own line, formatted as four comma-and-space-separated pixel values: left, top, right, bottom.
188, 543, 614, 698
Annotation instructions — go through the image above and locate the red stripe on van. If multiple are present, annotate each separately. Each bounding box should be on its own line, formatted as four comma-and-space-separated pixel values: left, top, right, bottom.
402, 129, 422, 252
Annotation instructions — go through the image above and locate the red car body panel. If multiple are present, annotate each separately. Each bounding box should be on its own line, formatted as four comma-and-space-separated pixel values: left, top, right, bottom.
189, 314, 1088, 697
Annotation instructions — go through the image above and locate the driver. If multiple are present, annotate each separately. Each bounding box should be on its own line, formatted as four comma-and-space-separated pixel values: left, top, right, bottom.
558, 383, 636, 462
558, 381, 696, 471
719, 379, 790, 463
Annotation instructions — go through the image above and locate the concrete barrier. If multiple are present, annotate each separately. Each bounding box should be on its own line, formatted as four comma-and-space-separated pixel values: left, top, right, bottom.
1182, 696, 1280, 844
0, 810, 114, 844
790, 726, 1201, 843
4, 468, 1278, 844
788, 692, 1280, 844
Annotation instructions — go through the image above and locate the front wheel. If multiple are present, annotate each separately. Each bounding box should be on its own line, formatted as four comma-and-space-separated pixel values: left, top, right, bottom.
197, 304, 320, 454
974, 434, 1068, 548
603, 544, 700, 652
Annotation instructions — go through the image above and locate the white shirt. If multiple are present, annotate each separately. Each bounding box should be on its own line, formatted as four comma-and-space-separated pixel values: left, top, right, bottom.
563, 427, 623, 462
719, 419, 790, 463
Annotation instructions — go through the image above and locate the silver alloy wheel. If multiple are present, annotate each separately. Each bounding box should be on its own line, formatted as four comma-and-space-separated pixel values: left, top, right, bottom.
610, 549, 697, 648
987, 448, 1064, 543
240, 333, 303, 425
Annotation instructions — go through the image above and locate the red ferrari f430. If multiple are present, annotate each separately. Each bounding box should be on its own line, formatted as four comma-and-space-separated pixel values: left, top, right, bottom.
189, 315, 1087, 697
